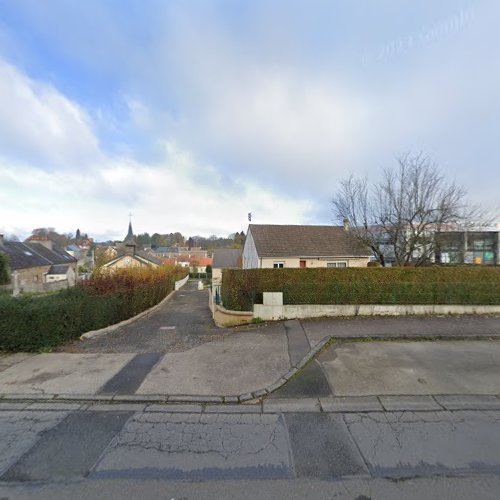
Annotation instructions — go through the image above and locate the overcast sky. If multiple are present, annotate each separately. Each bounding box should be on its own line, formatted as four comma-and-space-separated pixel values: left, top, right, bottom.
0, 0, 498, 241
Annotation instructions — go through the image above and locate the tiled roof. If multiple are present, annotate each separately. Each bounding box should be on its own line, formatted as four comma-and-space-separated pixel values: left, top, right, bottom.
212, 249, 242, 268
160, 258, 177, 265
248, 224, 371, 258
0, 242, 77, 270
190, 257, 212, 266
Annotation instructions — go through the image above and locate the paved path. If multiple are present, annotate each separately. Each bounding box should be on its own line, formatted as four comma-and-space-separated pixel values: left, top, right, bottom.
1, 402, 500, 498
62, 280, 233, 353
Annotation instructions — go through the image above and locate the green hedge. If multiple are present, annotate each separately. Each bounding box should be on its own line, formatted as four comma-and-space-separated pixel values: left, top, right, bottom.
0, 278, 175, 352
0, 254, 9, 285
221, 268, 500, 311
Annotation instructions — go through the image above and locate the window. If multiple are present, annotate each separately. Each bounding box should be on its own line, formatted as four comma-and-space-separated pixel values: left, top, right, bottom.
273, 262, 285, 268
327, 261, 348, 268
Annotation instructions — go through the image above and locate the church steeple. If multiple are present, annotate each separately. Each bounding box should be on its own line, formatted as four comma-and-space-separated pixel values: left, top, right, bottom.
124, 221, 135, 245
123, 216, 136, 254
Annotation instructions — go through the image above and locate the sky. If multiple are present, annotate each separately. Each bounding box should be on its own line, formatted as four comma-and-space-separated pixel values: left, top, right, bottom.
0, 0, 499, 241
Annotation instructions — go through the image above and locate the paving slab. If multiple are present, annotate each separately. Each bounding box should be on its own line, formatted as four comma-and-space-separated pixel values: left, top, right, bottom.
320, 396, 383, 413
379, 395, 442, 411
435, 395, 500, 410
0, 410, 68, 477
136, 326, 290, 396
91, 412, 292, 480
263, 398, 321, 413
319, 341, 500, 396
285, 413, 368, 479
0, 353, 135, 395
345, 410, 500, 477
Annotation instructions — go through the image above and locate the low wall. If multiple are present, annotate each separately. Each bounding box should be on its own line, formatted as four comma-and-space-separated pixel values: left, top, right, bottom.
175, 274, 189, 290
254, 302, 500, 320
253, 292, 500, 320
213, 304, 254, 327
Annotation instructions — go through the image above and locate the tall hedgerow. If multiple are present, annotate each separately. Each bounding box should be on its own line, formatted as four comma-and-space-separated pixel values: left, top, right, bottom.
0, 265, 187, 352
221, 267, 500, 310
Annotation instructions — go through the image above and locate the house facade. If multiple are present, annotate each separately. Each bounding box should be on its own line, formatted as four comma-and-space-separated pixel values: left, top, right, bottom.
242, 224, 371, 269
0, 235, 77, 294
102, 222, 161, 270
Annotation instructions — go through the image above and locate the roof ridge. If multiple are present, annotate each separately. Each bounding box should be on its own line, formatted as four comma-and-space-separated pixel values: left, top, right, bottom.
23, 242, 53, 265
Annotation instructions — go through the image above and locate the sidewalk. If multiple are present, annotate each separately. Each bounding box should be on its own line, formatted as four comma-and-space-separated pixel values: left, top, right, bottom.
0, 306, 499, 403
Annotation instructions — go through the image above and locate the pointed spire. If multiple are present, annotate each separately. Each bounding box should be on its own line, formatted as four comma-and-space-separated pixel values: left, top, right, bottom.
123, 220, 136, 246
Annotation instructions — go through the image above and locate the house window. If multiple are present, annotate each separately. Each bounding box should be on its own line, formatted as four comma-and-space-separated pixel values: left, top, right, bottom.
273, 262, 285, 268
327, 261, 348, 268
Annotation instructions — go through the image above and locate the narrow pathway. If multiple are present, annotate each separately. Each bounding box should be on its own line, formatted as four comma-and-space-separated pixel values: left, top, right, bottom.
62, 281, 232, 354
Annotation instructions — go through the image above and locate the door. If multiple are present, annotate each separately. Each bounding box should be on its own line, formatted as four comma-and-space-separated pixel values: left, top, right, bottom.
299, 260, 306, 268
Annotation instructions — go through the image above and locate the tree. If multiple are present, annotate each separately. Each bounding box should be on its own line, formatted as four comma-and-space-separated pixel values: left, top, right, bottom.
331, 152, 485, 266
136, 232, 152, 247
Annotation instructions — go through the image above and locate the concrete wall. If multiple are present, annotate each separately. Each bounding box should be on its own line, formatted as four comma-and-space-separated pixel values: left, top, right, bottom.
254, 293, 500, 320
259, 257, 370, 268
174, 274, 189, 290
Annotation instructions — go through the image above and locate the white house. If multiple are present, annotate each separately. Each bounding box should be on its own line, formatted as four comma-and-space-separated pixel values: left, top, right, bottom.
242, 224, 371, 269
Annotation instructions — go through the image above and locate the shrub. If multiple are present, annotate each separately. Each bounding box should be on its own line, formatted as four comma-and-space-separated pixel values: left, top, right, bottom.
0, 265, 187, 352
0, 254, 9, 285
221, 267, 500, 311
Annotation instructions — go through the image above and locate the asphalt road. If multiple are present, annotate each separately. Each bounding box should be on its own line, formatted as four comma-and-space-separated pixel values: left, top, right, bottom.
1, 404, 500, 499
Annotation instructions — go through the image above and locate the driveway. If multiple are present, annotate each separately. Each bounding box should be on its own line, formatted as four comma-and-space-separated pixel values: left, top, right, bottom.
61, 280, 233, 353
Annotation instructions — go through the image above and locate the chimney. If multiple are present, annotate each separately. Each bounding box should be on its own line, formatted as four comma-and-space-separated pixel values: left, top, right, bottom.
37, 239, 54, 250
343, 218, 350, 232
0, 234, 3, 246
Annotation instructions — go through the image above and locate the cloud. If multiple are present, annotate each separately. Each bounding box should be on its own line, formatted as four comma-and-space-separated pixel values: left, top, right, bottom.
0, 142, 315, 239
0, 58, 103, 169
0, 0, 499, 241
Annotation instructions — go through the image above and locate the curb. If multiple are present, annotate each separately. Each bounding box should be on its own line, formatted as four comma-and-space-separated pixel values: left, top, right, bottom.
80, 276, 189, 340
1, 394, 500, 413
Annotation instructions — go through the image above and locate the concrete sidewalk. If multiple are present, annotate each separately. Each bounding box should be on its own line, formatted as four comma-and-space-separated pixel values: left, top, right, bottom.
0, 313, 499, 402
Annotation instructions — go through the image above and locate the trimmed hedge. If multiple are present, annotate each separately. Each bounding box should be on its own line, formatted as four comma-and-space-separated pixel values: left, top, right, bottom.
0, 266, 186, 352
0, 253, 9, 285
221, 267, 500, 311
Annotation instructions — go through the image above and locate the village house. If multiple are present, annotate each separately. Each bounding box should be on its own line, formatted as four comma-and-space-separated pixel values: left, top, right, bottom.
0, 234, 78, 294
242, 224, 371, 269
102, 222, 161, 270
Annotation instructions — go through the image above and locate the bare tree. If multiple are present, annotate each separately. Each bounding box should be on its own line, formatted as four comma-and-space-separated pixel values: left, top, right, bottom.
332, 152, 486, 266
